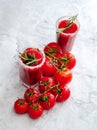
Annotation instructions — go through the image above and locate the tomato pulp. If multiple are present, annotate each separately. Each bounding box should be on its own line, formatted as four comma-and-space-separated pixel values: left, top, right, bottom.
19, 48, 45, 87
57, 18, 79, 52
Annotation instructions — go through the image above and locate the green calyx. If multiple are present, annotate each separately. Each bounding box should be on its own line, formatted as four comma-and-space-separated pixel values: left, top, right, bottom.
62, 57, 68, 64
45, 49, 56, 57
28, 92, 33, 97
32, 105, 38, 110
44, 80, 50, 86
19, 101, 23, 105
56, 15, 78, 34
40, 96, 48, 102
59, 67, 67, 72
49, 48, 56, 54
57, 89, 62, 94
46, 46, 57, 54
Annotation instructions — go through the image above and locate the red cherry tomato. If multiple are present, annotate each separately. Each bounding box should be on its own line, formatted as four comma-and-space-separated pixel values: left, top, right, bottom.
40, 92, 56, 110
39, 77, 55, 93
14, 99, 28, 114
28, 103, 44, 119
24, 88, 39, 103
51, 85, 70, 102
42, 56, 56, 76
60, 52, 76, 69
44, 42, 62, 56
54, 68, 72, 85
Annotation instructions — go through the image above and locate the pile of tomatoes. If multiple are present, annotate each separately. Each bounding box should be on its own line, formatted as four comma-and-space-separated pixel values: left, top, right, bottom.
14, 42, 76, 119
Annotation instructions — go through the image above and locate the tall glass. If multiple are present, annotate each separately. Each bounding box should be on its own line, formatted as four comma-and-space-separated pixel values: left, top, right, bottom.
19, 49, 45, 87
56, 16, 80, 52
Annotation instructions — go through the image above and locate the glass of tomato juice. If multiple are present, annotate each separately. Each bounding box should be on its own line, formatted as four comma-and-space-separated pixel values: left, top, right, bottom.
19, 47, 45, 87
56, 15, 80, 52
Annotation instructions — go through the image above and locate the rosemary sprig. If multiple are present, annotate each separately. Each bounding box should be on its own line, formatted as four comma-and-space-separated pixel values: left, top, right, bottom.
56, 15, 78, 34
24, 51, 29, 60
19, 51, 39, 66
26, 59, 38, 65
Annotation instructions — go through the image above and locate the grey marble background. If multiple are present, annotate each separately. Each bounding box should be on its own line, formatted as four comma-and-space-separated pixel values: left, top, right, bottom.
0, 0, 97, 130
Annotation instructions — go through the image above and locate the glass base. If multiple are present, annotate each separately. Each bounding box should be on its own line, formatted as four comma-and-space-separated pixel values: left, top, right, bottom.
20, 80, 39, 88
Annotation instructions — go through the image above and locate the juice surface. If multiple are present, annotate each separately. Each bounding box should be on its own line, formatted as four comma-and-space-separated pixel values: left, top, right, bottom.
58, 20, 78, 33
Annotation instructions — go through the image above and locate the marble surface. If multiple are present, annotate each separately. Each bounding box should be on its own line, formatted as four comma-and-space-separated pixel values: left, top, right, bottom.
0, 0, 97, 130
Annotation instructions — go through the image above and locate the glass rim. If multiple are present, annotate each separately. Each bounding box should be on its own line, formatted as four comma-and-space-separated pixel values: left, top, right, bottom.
19, 47, 45, 69
56, 15, 80, 36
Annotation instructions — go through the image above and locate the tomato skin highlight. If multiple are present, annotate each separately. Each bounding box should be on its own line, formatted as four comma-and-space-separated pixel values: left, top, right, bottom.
28, 103, 44, 119
14, 99, 28, 114
54, 68, 72, 85
40, 92, 56, 110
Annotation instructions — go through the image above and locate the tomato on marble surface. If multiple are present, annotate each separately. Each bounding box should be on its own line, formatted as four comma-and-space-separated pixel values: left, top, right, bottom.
44, 42, 62, 57
39, 76, 55, 93
42, 56, 56, 76
28, 103, 44, 119
24, 88, 39, 103
54, 68, 72, 85
60, 52, 76, 69
51, 85, 70, 102
40, 92, 56, 110
14, 99, 28, 114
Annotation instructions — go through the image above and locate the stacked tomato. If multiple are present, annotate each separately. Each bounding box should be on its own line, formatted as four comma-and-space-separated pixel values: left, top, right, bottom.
14, 42, 76, 119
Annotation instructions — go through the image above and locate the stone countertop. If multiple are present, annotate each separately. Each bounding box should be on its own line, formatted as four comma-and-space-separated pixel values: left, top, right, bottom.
0, 0, 97, 130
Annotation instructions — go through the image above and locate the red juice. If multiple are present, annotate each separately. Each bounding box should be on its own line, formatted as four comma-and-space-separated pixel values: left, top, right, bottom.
19, 48, 45, 87
56, 16, 80, 52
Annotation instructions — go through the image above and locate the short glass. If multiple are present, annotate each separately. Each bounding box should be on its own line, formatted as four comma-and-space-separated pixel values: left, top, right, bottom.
19, 48, 45, 87
56, 16, 80, 52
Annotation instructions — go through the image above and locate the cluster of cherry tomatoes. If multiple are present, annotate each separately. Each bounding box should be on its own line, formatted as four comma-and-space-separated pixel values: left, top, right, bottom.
14, 42, 76, 119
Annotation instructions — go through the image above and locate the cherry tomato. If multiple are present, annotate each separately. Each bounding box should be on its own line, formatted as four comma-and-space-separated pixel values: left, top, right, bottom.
51, 85, 70, 102
24, 88, 39, 103
14, 99, 28, 114
28, 103, 44, 119
40, 92, 56, 110
44, 42, 62, 57
42, 56, 56, 76
60, 52, 76, 69
39, 77, 55, 93
54, 68, 72, 85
